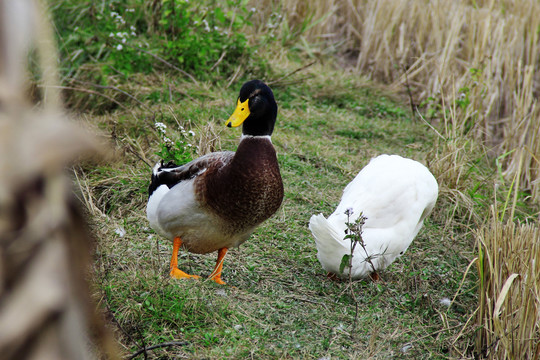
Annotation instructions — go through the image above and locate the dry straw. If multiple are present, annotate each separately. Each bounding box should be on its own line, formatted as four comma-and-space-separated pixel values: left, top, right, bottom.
476, 207, 539, 359
259, 0, 540, 201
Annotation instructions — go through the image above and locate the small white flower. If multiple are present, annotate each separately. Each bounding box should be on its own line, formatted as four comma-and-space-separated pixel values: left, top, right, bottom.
121, 38, 127, 43
130, 25, 136, 31
188, 130, 195, 136
401, 344, 413, 353
202, 19, 210, 32
109, 32, 114, 37
116, 44, 123, 51
110, 11, 118, 17
116, 32, 124, 37
250, 7, 256, 12
131, 32, 136, 36
440, 297, 452, 307
115, 227, 126, 237
163, 137, 173, 144
155, 122, 167, 132
344, 207, 354, 216
187, 143, 192, 147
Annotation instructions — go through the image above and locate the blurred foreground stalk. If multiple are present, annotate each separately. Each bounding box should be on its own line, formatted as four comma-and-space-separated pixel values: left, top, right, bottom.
0, 0, 116, 359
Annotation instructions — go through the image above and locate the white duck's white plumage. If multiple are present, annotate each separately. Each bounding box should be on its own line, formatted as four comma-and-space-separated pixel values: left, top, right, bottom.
309, 154, 438, 279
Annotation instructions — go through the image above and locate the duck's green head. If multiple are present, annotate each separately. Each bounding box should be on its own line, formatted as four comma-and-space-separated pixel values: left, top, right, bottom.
226, 80, 277, 136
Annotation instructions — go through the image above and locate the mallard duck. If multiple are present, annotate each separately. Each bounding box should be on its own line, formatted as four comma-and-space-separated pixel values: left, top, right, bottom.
147, 80, 283, 285
309, 154, 438, 280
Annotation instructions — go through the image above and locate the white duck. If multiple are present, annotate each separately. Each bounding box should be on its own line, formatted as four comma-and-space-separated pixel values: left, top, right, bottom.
309, 154, 438, 280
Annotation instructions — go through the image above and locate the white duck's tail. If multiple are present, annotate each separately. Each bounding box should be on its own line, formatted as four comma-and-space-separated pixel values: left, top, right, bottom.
309, 214, 349, 275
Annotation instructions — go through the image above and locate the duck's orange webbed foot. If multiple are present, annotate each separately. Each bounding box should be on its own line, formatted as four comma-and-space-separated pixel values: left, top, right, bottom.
208, 247, 228, 285
169, 236, 201, 281
170, 268, 201, 280
209, 274, 226, 285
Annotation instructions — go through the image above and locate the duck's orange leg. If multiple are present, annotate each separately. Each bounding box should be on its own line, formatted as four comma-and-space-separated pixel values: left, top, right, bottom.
209, 247, 228, 285
169, 237, 200, 280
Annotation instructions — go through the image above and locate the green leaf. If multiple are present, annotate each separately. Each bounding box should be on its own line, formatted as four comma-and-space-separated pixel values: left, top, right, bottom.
339, 254, 351, 274
214, 7, 226, 24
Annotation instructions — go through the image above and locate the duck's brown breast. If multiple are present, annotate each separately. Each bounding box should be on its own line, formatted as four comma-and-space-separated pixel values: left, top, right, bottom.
196, 136, 283, 234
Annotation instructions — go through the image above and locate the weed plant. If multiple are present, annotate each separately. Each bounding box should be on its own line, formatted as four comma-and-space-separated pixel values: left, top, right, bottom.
153, 121, 195, 164
51, 0, 269, 111
339, 208, 370, 338
53, 0, 254, 77
339, 209, 371, 277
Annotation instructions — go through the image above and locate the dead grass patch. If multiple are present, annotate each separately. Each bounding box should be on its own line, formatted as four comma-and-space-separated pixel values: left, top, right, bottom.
475, 208, 540, 359
255, 0, 540, 201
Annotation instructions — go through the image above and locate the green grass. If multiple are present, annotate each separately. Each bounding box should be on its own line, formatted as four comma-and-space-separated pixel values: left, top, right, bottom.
52, 2, 539, 359
76, 68, 488, 359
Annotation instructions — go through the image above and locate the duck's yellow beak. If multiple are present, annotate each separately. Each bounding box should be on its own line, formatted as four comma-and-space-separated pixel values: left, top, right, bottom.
226, 98, 250, 127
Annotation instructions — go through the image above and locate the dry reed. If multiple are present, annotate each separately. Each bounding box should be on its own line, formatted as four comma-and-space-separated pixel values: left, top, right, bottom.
476, 207, 540, 359
254, 0, 540, 201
